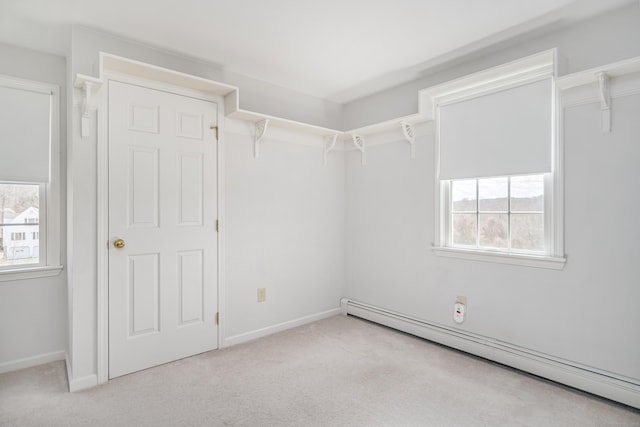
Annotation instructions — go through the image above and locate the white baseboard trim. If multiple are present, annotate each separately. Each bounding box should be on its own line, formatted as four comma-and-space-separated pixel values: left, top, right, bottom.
65, 353, 98, 392
68, 373, 98, 392
0, 350, 65, 374
341, 298, 640, 409
222, 307, 342, 348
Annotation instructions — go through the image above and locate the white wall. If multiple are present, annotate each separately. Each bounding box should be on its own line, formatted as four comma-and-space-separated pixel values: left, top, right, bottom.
224, 123, 345, 341
343, 3, 640, 129
344, 84, 640, 383
0, 42, 67, 372
340, 9, 640, 407
343, 2, 640, 387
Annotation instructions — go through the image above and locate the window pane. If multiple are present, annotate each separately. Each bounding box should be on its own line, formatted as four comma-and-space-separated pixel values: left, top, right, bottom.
511, 213, 544, 251
479, 177, 508, 211
511, 175, 544, 212
452, 180, 476, 212
452, 213, 477, 246
479, 213, 508, 249
0, 183, 40, 267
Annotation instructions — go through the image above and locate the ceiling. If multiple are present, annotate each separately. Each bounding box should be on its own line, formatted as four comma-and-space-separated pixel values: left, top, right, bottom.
0, 0, 634, 103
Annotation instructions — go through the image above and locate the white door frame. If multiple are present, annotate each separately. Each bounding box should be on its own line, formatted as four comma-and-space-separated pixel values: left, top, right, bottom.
95, 70, 226, 385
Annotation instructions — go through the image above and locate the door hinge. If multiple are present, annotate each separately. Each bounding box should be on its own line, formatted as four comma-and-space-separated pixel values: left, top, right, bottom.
216, 312, 219, 325
210, 125, 219, 141
216, 219, 219, 232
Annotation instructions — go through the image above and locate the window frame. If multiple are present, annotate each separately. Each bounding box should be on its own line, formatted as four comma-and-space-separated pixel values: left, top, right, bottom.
427, 51, 566, 270
0, 74, 62, 281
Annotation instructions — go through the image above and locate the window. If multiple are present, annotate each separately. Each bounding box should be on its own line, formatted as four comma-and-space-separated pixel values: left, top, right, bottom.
0, 74, 61, 279
1, 183, 41, 265
426, 50, 565, 269
449, 174, 545, 253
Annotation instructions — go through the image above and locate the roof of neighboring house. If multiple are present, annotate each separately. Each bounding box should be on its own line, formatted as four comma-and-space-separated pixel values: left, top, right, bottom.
8, 206, 39, 224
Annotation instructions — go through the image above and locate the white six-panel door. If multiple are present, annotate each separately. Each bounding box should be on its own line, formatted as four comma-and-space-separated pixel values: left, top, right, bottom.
108, 80, 218, 378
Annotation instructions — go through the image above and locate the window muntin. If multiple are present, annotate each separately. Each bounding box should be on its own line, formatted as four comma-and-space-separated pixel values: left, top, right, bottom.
0, 183, 42, 268
449, 174, 545, 254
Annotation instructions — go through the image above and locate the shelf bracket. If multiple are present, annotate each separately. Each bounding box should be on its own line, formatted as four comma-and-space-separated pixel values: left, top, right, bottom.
400, 121, 416, 159
79, 81, 98, 137
80, 82, 93, 119
595, 72, 611, 133
254, 119, 269, 158
351, 134, 366, 165
323, 134, 338, 166
74, 74, 103, 138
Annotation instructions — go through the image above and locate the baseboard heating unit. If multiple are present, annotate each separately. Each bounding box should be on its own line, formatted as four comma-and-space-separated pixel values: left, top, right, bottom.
340, 298, 640, 409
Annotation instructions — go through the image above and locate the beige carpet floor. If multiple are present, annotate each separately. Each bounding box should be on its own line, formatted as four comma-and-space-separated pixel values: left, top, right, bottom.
1, 315, 639, 427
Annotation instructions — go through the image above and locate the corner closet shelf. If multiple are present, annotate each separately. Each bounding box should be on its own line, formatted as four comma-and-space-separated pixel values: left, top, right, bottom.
75, 52, 432, 142
227, 107, 430, 139
224, 104, 431, 162
74, 52, 433, 162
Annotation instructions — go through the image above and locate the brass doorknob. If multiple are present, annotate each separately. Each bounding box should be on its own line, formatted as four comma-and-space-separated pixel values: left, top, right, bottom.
113, 239, 126, 249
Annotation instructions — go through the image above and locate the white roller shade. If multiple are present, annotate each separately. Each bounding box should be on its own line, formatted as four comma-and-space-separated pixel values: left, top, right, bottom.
0, 84, 51, 183
438, 78, 552, 180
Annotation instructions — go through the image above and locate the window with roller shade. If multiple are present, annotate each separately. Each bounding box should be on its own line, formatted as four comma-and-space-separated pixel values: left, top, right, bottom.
0, 74, 61, 277
430, 52, 565, 269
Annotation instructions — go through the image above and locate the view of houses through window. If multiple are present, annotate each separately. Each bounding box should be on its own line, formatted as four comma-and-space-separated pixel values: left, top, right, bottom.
0, 183, 40, 267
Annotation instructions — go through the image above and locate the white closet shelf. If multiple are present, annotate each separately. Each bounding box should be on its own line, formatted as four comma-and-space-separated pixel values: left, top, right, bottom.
227, 108, 343, 137
342, 113, 430, 163
76, 51, 640, 147
556, 55, 640, 133
76, 52, 433, 147
74, 74, 103, 90
100, 53, 237, 97
99, 54, 433, 140
74, 52, 431, 161
226, 107, 430, 140
345, 113, 430, 138
556, 56, 640, 90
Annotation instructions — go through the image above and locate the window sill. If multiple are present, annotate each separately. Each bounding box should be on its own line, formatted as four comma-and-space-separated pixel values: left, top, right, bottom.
432, 247, 566, 270
0, 265, 64, 282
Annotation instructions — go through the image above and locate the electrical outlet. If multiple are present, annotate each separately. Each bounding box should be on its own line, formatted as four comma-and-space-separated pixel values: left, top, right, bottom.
453, 302, 466, 324
257, 287, 266, 303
